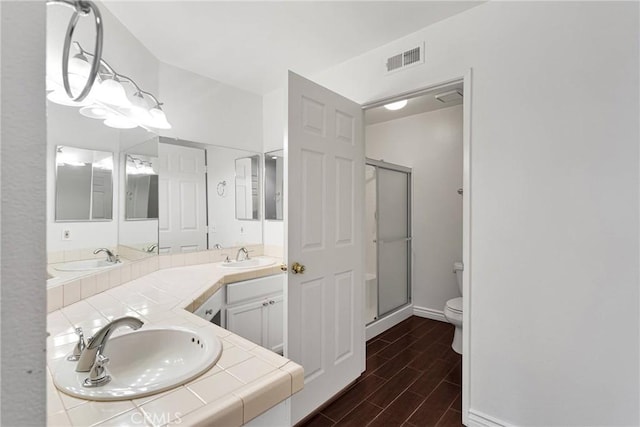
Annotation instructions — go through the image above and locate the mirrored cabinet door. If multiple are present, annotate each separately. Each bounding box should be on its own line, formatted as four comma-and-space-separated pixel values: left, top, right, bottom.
235, 154, 261, 221
264, 150, 284, 221
55, 146, 114, 222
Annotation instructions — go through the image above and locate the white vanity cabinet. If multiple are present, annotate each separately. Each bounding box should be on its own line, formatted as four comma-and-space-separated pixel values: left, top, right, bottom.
225, 274, 284, 354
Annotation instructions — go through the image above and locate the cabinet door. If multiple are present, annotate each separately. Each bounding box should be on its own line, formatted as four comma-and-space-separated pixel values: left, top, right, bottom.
265, 294, 284, 354
226, 300, 265, 347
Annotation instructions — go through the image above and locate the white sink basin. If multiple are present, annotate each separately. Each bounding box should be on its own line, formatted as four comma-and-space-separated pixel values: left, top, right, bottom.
220, 257, 275, 270
54, 259, 119, 272
52, 326, 222, 401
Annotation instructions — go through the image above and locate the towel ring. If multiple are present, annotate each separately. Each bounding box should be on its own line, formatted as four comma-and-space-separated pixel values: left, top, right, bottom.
217, 181, 227, 197
55, 0, 103, 102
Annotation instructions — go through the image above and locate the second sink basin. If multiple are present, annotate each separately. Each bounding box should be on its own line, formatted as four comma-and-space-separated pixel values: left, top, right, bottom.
52, 326, 222, 401
220, 257, 275, 270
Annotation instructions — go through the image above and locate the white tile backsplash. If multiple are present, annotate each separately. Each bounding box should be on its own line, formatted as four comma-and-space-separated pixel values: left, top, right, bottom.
80, 275, 97, 299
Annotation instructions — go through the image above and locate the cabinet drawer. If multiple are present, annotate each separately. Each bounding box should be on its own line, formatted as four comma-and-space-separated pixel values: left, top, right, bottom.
226, 274, 284, 305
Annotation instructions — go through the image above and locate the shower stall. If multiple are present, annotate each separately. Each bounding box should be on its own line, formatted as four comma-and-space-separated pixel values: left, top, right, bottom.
365, 159, 412, 325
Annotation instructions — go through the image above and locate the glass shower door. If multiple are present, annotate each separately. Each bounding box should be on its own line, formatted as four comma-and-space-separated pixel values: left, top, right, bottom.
376, 166, 411, 316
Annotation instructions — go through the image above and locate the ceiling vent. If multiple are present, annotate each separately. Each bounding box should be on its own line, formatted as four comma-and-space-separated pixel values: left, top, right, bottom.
435, 89, 463, 103
385, 43, 425, 74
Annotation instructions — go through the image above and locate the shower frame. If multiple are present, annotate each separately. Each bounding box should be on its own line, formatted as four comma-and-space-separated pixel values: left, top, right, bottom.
366, 158, 412, 324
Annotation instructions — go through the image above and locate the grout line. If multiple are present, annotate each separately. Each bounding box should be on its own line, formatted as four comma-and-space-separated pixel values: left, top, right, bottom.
367, 400, 385, 409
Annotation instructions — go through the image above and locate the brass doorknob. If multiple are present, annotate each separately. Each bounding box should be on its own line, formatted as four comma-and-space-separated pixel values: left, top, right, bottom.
291, 262, 305, 274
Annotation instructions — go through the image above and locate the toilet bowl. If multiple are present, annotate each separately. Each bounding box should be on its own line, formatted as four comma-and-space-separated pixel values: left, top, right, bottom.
444, 262, 464, 354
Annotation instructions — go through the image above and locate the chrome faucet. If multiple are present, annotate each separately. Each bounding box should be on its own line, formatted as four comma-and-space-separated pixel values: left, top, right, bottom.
236, 247, 250, 262
75, 316, 144, 373
145, 244, 158, 253
93, 248, 119, 263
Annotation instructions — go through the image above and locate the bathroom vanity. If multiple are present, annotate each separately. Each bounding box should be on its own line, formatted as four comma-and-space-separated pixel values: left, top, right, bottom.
196, 275, 284, 355
46, 256, 302, 426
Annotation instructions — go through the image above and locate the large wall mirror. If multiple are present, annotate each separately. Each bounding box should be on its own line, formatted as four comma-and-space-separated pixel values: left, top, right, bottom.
264, 150, 284, 221
55, 146, 114, 221
158, 138, 263, 253
46, 98, 159, 286
235, 155, 261, 221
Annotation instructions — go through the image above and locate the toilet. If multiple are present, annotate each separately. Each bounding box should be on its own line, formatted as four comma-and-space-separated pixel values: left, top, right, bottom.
444, 261, 464, 354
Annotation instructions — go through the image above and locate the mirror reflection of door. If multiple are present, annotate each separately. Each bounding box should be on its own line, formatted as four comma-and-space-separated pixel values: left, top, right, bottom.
158, 143, 207, 254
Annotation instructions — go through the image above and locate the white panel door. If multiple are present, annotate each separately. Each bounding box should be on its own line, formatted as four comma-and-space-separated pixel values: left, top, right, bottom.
286, 71, 365, 423
158, 143, 207, 253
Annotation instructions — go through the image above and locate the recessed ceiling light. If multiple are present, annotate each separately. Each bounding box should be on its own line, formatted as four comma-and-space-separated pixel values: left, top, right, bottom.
384, 100, 408, 111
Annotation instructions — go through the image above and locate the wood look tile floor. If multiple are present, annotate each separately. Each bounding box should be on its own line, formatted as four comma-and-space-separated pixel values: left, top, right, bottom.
299, 316, 463, 427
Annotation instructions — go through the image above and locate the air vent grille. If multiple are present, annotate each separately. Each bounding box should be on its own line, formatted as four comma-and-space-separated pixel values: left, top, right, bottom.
403, 47, 421, 66
385, 43, 425, 74
386, 54, 403, 72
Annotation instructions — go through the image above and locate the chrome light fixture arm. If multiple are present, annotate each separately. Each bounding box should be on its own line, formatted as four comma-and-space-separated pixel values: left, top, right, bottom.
73, 41, 164, 110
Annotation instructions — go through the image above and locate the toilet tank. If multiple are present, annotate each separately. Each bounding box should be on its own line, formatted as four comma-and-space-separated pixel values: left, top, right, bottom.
453, 261, 464, 295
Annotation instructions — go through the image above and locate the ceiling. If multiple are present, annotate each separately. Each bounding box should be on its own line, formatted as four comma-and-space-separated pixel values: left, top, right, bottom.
102, 1, 483, 95
365, 82, 463, 125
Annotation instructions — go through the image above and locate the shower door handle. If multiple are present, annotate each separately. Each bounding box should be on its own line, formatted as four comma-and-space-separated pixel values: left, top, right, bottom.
374, 237, 412, 244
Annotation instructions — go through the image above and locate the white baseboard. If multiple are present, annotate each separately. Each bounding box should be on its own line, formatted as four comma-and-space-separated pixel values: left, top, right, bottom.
365, 304, 413, 340
467, 409, 509, 427
413, 305, 447, 322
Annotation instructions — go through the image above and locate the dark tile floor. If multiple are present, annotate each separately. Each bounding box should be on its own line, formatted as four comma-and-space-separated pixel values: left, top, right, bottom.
299, 316, 463, 427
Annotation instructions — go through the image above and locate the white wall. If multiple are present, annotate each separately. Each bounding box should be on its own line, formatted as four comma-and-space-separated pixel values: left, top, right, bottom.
315, 2, 639, 425
262, 89, 287, 253
158, 62, 263, 153
1, 1, 47, 423
366, 105, 463, 315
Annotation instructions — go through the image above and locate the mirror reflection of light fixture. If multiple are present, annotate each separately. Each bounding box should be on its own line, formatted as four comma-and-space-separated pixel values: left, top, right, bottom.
384, 99, 408, 111
47, 0, 172, 131
126, 155, 156, 175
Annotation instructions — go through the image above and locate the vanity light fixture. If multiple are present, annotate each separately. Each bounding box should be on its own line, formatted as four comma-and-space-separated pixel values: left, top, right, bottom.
384, 99, 408, 111
47, 0, 172, 131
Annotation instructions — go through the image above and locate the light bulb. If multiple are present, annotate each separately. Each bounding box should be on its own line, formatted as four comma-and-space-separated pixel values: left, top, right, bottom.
384, 100, 408, 111
146, 107, 172, 129
68, 53, 91, 79
123, 92, 152, 123
47, 89, 93, 107
96, 78, 131, 107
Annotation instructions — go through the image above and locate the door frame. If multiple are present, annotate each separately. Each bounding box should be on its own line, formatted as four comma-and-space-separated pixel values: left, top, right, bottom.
361, 70, 473, 424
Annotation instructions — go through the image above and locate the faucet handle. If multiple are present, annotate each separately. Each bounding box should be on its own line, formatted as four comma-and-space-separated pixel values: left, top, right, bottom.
67, 327, 86, 362
83, 354, 111, 387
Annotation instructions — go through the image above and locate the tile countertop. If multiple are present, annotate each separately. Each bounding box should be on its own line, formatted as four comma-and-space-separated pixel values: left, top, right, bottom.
46, 259, 304, 427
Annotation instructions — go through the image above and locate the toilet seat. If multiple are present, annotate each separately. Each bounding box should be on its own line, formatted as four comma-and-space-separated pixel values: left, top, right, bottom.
446, 297, 462, 313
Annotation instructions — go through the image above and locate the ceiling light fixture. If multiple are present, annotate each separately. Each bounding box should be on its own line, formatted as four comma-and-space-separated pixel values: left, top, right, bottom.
384, 99, 408, 111
47, 0, 172, 131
